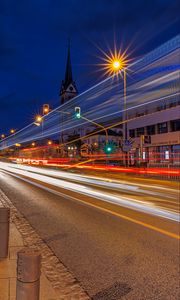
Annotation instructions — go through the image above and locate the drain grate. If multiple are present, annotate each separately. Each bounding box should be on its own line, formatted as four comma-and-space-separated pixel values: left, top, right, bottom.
92, 282, 131, 300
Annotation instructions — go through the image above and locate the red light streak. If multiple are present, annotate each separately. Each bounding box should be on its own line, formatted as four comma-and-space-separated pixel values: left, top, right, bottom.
11, 157, 180, 177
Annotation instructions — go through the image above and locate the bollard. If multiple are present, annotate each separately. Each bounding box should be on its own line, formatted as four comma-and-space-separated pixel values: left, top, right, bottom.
0, 207, 10, 258
16, 249, 41, 300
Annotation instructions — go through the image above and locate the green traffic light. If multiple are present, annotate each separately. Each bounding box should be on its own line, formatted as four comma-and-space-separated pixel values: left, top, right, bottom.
104, 144, 113, 154
75, 107, 81, 119
75, 112, 81, 119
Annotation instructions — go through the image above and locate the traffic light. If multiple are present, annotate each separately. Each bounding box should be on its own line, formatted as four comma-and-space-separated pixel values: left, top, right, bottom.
75, 107, 81, 119
43, 104, 50, 115
104, 143, 113, 154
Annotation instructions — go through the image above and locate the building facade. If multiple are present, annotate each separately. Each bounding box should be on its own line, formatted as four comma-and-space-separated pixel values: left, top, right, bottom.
127, 103, 180, 166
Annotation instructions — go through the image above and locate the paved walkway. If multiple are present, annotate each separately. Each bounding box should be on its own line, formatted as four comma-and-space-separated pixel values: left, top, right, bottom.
0, 189, 90, 300
0, 222, 59, 300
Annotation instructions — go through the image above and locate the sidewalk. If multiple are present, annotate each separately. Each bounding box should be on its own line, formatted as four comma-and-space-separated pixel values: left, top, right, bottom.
0, 189, 90, 300
0, 222, 59, 300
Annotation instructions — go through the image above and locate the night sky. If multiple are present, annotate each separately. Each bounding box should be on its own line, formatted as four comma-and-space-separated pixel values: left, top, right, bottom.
0, 0, 179, 134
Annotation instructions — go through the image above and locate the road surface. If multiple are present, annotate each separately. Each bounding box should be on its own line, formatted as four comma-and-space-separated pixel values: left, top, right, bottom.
0, 162, 179, 299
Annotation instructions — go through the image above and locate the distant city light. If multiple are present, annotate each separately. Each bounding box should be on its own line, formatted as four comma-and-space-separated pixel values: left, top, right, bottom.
10, 129, 15, 134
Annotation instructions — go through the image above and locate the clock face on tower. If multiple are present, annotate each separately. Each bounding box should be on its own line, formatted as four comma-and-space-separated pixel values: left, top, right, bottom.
67, 84, 76, 93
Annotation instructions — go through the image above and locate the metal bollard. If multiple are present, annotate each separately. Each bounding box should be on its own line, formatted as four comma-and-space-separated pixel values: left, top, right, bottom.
16, 249, 41, 300
0, 207, 10, 258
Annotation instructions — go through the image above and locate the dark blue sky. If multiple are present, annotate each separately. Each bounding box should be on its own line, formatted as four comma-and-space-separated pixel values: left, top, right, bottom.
0, 0, 179, 133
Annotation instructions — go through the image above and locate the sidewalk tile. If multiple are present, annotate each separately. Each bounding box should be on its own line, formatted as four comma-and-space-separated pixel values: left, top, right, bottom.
9, 278, 16, 300
0, 259, 16, 278
0, 278, 9, 300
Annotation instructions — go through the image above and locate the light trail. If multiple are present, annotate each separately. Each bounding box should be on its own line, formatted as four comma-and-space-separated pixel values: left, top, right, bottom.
0, 162, 179, 222
0, 35, 179, 149
10, 157, 180, 177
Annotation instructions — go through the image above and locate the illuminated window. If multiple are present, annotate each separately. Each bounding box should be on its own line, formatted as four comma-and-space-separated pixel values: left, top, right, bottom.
165, 151, 169, 160
157, 122, 167, 134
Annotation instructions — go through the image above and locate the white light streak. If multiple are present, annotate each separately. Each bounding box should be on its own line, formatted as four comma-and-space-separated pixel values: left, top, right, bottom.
0, 162, 179, 222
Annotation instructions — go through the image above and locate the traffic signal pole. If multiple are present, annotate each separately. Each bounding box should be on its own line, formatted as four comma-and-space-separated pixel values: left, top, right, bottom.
74, 106, 109, 144
80, 115, 109, 145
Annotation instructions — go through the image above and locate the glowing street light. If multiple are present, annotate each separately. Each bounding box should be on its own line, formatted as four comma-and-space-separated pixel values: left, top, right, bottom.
43, 104, 50, 115
100, 47, 130, 166
32, 142, 36, 147
1, 134, 5, 139
34, 115, 43, 127
10, 129, 15, 134
47, 140, 52, 145
99, 47, 129, 76
36, 115, 42, 123
112, 60, 121, 70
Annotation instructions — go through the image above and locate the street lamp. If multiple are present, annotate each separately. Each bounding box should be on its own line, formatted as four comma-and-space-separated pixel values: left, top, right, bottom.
35, 115, 42, 124
10, 129, 15, 134
42, 104, 50, 115
1, 134, 5, 139
101, 49, 129, 166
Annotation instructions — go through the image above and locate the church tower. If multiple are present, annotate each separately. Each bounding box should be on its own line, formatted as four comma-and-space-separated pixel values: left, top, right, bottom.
60, 41, 78, 105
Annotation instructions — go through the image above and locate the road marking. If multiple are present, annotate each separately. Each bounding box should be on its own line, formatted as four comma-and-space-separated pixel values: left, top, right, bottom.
1, 169, 179, 240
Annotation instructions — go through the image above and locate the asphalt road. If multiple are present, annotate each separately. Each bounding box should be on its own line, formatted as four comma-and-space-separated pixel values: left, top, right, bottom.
0, 163, 179, 299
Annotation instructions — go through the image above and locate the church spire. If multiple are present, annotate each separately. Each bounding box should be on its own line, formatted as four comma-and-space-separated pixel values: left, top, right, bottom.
64, 39, 73, 87
60, 40, 78, 105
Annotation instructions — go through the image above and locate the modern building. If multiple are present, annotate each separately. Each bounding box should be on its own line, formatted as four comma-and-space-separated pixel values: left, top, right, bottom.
127, 102, 180, 166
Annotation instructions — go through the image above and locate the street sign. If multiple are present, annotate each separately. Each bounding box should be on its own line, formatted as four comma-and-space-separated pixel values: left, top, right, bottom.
122, 139, 133, 152
122, 144, 132, 152
124, 140, 131, 146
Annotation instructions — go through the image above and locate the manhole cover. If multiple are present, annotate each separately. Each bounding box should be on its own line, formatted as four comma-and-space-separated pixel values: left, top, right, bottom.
92, 282, 131, 300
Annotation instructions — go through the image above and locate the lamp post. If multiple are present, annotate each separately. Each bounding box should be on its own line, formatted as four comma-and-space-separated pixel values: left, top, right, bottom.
104, 54, 129, 166
34, 115, 44, 137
